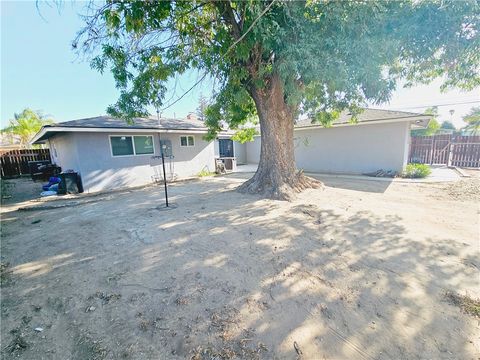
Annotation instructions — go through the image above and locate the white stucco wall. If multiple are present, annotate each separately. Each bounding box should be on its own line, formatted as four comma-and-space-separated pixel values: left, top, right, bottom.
48, 133, 81, 172
50, 132, 215, 193
245, 121, 411, 174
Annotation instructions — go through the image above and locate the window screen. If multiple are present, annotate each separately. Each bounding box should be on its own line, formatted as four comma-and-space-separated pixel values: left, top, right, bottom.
180, 136, 188, 147
134, 136, 154, 155
187, 136, 194, 146
111, 136, 134, 156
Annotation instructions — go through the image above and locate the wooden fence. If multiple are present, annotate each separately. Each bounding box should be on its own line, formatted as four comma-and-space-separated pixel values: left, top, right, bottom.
409, 135, 480, 168
0, 149, 51, 178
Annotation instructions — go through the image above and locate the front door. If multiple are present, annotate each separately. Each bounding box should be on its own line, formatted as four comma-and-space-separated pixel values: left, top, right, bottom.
219, 139, 234, 157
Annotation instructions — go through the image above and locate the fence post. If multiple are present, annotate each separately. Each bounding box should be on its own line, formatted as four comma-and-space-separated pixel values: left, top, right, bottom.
447, 142, 453, 167
429, 136, 435, 165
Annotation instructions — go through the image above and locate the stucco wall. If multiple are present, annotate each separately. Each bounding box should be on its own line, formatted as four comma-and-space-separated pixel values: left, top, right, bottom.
245, 121, 411, 174
48, 133, 81, 172
51, 132, 215, 193
233, 142, 247, 164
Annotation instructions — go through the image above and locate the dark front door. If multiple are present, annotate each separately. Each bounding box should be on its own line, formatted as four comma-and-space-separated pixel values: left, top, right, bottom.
219, 139, 234, 157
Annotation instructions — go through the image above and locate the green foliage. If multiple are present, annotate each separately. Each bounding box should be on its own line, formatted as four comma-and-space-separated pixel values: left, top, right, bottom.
196, 94, 209, 121
231, 127, 258, 143
402, 163, 431, 178
1, 109, 54, 147
76, 1, 480, 137
462, 106, 480, 134
440, 121, 456, 130
197, 168, 215, 177
411, 106, 441, 136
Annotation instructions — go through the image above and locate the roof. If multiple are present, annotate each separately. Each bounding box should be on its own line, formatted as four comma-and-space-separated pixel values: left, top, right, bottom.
31, 115, 221, 144
294, 108, 431, 129
31, 108, 431, 144
53, 115, 208, 130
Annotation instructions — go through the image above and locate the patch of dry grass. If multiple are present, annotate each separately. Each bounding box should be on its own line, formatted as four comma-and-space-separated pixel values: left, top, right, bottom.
445, 291, 480, 318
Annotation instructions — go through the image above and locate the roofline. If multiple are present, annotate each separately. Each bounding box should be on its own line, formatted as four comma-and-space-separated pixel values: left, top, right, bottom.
294, 114, 432, 130
31, 126, 233, 144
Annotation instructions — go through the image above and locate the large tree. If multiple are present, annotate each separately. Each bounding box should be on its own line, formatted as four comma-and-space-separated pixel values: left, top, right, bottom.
1, 108, 54, 147
76, 0, 479, 199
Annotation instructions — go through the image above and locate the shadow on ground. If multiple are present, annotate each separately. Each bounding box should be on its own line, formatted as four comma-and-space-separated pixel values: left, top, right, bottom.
1, 175, 478, 359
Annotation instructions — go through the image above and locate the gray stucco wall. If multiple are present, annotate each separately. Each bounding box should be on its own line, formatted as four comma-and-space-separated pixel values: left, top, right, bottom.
245, 121, 410, 174
50, 132, 215, 192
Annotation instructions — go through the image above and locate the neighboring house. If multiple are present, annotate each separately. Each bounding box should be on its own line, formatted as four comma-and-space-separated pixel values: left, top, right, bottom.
32, 109, 430, 193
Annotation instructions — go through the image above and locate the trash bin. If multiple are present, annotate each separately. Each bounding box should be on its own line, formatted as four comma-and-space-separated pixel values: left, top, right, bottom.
57, 172, 83, 195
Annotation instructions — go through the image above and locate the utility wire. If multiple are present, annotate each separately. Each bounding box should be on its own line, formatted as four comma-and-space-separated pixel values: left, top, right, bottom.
159, 0, 277, 112
391, 100, 479, 110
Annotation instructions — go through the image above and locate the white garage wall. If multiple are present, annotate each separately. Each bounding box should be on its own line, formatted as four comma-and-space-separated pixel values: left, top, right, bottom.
245, 121, 410, 174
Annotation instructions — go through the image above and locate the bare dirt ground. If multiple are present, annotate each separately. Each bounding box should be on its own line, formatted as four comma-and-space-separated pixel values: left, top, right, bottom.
1, 173, 479, 359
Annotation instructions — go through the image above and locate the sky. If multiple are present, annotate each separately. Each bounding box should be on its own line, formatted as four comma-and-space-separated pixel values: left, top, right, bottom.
1, 1, 479, 129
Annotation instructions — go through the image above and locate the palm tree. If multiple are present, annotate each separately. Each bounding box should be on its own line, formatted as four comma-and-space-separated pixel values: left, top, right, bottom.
1, 109, 54, 147
462, 106, 480, 135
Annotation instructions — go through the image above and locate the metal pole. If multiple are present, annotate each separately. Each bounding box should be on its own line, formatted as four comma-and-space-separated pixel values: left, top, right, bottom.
161, 149, 168, 207
157, 107, 168, 207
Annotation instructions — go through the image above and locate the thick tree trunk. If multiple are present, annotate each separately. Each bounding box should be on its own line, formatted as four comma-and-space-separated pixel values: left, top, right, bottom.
237, 74, 322, 200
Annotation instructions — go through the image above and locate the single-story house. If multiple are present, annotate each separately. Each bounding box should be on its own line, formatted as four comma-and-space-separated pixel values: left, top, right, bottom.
31, 109, 430, 193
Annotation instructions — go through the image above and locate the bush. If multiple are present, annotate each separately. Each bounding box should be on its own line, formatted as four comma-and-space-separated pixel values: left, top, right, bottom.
197, 168, 215, 177
402, 163, 431, 178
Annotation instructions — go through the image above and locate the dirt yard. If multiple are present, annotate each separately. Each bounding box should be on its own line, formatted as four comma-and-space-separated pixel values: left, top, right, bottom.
1, 173, 479, 359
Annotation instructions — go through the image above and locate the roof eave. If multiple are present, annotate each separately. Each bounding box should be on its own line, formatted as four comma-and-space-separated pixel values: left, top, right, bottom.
31, 126, 233, 144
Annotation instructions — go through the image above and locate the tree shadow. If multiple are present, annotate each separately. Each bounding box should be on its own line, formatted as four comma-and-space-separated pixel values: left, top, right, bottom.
0, 177, 478, 359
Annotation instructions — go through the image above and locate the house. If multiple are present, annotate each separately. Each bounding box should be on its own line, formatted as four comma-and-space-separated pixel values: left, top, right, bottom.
245, 108, 431, 174
31, 114, 238, 192
31, 109, 430, 193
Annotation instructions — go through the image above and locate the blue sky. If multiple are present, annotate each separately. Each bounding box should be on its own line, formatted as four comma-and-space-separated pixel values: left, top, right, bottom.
1, 1, 210, 128
1, 1, 478, 128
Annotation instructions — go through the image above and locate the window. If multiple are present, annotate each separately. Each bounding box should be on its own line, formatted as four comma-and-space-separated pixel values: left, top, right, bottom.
180, 135, 194, 147
111, 136, 134, 156
134, 136, 154, 155
110, 135, 155, 156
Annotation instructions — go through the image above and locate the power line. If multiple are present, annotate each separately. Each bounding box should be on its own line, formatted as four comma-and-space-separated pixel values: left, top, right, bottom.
392, 100, 480, 110
160, 0, 278, 112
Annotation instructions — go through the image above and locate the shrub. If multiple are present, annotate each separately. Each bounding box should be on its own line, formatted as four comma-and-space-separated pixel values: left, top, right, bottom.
402, 163, 431, 178
197, 168, 215, 177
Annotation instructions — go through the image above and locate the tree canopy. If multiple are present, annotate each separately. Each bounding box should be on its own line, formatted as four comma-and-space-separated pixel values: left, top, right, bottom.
462, 106, 480, 134
440, 121, 456, 130
411, 106, 441, 136
1, 109, 54, 147
78, 0, 479, 133
76, 0, 480, 199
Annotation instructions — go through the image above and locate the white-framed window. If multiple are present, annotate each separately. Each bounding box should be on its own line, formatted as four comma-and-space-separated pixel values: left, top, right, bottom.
180, 135, 195, 147
110, 135, 155, 157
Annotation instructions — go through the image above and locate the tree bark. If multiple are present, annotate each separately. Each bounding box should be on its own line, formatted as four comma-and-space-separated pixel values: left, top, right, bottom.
237, 74, 322, 200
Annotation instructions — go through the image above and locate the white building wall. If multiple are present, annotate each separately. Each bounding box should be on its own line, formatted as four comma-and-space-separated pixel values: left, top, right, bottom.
48, 133, 81, 172
245, 121, 411, 174
50, 132, 215, 193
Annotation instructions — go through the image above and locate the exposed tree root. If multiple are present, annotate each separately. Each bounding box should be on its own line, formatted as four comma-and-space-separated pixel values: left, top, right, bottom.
237, 170, 323, 201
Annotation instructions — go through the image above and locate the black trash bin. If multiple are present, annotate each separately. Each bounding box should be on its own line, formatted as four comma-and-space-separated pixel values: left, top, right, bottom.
57, 172, 83, 195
